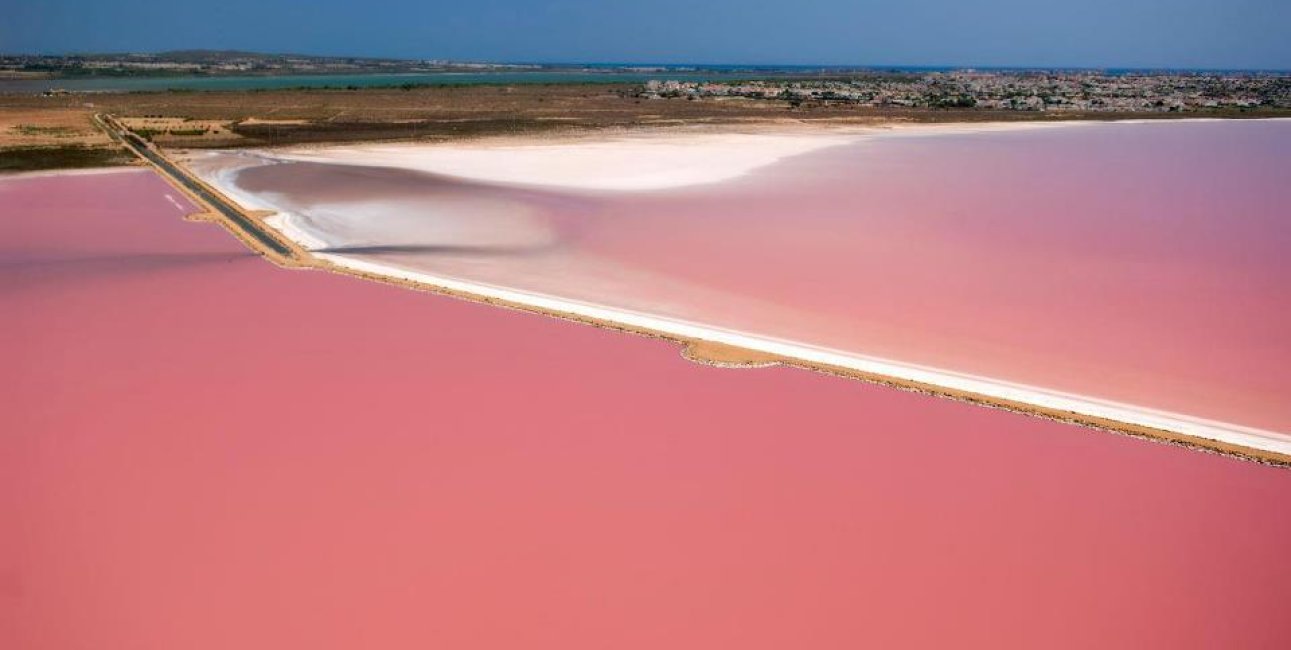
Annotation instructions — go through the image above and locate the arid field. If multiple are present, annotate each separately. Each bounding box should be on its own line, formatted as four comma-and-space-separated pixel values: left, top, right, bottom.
5, 83, 1287, 168
0, 106, 132, 170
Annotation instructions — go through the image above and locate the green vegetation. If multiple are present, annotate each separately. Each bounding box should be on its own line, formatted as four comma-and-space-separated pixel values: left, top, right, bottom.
130, 127, 164, 140
10, 124, 79, 136
0, 145, 133, 172
933, 95, 977, 108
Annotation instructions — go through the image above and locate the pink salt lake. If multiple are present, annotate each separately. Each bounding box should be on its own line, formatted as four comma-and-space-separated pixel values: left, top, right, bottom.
217, 119, 1291, 436
4, 136, 1291, 650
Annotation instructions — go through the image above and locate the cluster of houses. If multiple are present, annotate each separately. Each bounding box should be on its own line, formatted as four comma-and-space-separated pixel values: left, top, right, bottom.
641, 71, 1290, 112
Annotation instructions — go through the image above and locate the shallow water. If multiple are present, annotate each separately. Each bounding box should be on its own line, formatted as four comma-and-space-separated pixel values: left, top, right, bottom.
6, 168, 1291, 650
205, 120, 1291, 435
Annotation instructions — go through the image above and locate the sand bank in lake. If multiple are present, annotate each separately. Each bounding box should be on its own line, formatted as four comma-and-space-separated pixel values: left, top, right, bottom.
251, 193, 1291, 463
302, 243, 1291, 462
257, 122, 1080, 192
263, 131, 859, 191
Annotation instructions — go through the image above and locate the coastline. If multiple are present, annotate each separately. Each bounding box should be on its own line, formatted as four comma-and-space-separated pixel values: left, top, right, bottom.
0, 163, 142, 179
181, 119, 1291, 464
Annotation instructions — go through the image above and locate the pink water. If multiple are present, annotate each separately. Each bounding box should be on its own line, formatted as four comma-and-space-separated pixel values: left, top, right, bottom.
223, 120, 1291, 434
3, 168, 1291, 649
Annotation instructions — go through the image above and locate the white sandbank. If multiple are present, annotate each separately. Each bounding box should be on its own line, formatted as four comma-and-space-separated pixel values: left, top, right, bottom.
191, 118, 1289, 194
0, 166, 149, 181
265, 204, 1291, 459
268, 132, 858, 190
236, 121, 1100, 192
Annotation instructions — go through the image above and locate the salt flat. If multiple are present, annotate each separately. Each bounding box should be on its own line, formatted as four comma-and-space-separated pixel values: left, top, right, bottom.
268, 131, 859, 190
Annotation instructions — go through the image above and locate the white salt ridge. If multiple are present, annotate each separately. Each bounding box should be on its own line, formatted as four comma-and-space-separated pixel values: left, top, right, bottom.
311, 246, 1291, 459
253, 122, 1096, 191
270, 133, 859, 191
256, 210, 1291, 460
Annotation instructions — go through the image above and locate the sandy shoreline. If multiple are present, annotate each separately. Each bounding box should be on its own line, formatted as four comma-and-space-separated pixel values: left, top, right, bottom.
0, 165, 143, 180
268, 132, 856, 191
183, 119, 1291, 463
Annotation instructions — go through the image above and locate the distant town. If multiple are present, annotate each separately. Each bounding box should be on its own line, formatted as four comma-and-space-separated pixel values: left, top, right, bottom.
6, 52, 1289, 117
642, 71, 1291, 113
4, 53, 1290, 174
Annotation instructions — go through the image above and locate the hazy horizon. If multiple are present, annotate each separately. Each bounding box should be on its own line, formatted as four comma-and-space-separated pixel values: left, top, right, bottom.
5, 0, 1289, 71
7, 49, 1291, 73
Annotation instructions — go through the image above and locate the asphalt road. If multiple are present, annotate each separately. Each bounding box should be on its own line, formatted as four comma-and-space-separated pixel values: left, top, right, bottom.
99, 115, 295, 258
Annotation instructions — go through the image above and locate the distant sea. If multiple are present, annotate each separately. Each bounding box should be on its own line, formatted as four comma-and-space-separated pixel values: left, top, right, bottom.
0, 70, 750, 94
3, 64, 1279, 94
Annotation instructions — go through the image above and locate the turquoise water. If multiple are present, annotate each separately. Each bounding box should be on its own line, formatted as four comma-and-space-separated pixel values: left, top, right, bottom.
0, 71, 737, 94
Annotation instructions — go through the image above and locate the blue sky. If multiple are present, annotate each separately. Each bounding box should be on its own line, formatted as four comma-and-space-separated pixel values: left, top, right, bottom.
4, 0, 1289, 69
